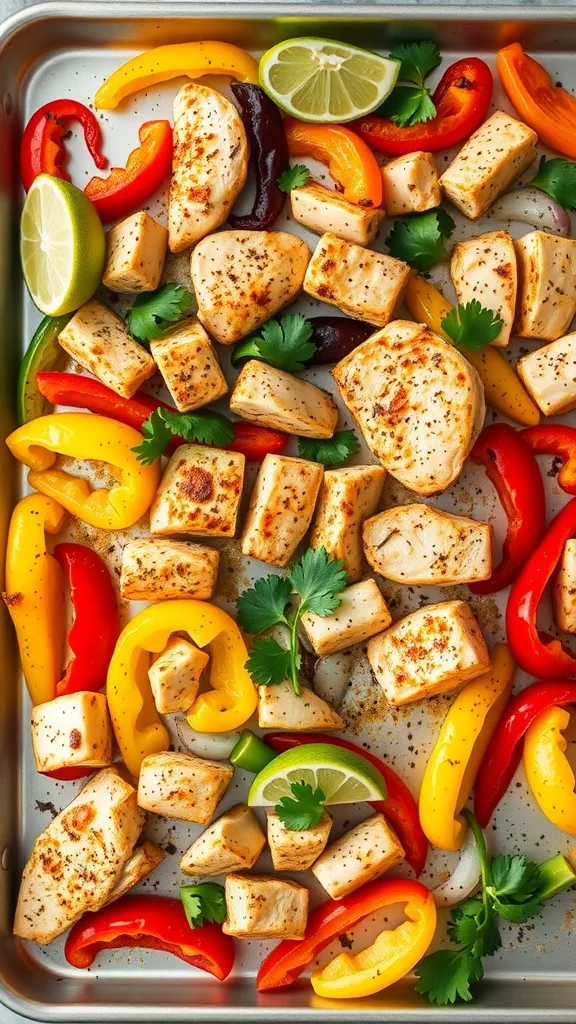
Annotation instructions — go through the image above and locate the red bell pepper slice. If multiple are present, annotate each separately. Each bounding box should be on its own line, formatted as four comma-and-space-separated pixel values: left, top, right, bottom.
43, 765, 93, 781
264, 732, 427, 876
20, 99, 107, 193
521, 424, 576, 496
474, 680, 576, 827
257, 877, 430, 991
84, 120, 172, 223
468, 423, 546, 595
227, 421, 288, 460
353, 57, 493, 154
65, 895, 235, 979
506, 497, 576, 679
53, 543, 119, 697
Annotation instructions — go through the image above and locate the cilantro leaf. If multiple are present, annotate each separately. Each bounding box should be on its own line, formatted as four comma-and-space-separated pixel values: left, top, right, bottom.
441, 300, 504, 351
236, 574, 292, 635
415, 950, 484, 1006
275, 781, 326, 830
126, 283, 194, 344
278, 164, 311, 192
180, 882, 226, 929
245, 314, 316, 372
289, 546, 347, 617
449, 900, 502, 958
389, 40, 442, 87
490, 897, 542, 924
385, 208, 455, 272
298, 430, 360, 467
379, 84, 437, 127
131, 407, 233, 464
245, 637, 293, 687
530, 156, 576, 210
132, 408, 172, 464
490, 854, 542, 901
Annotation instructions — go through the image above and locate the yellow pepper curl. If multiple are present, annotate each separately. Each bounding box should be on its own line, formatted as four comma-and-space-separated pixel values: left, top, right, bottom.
524, 706, 576, 835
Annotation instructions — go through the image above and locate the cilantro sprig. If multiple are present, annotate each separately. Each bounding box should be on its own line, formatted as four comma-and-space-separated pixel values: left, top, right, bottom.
132, 406, 233, 464
298, 430, 360, 467
385, 207, 455, 272
275, 781, 326, 831
180, 882, 226, 929
530, 156, 576, 210
126, 283, 194, 344
379, 41, 441, 127
278, 164, 311, 192
441, 300, 504, 351
236, 547, 347, 696
231, 314, 317, 372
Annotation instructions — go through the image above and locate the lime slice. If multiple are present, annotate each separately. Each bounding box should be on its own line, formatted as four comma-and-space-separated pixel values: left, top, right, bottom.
17, 313, 73, 424
259, 38, 399, 123
21, 174, 105, 316
248, 742, 387, 806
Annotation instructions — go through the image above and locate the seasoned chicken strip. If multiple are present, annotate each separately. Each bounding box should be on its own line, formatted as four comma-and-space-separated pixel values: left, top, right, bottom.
311, 814, 404, 900
241, 454, 324, 567
290, 181, 385, 246
517, 331, 576, 416
553, 539, 576, 633
301, 579, 391, 656
267, 811, 332, 873
223, 874, 309, 940
230, 360, 338, 438
180, 804, 266, 876
514, 232, 576, 341
168, 83, 248, 252
333, 321, 485, 496
258, 681, 343, 731
310, 465, 386, 581
450, 230, 517, 347
381, 151, 440, 215
104, 842, 164, 905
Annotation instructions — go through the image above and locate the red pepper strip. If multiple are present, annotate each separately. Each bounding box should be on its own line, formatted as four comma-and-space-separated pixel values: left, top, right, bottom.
53, 543, 119, 697
257, 877, 430, 991
468, 423, 546, 596
227, 421, 288, 460
474, 680, 576, 827
84, 120, 172, 223
506, 497, 576, 679
20, 99, 107, 192
65, 895, 234, 979
353, 57, 493, 155
265, 732, 427, 876
521, 424, 576, 496
43, 766, 93, 781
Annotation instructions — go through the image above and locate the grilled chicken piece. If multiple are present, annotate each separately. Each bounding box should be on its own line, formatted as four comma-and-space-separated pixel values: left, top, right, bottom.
310, 465, 386, 582
150, 319, 228, 412
290, 181, 385, 246
333, 320, 485, 496
450, 230, 517, 347
14, 767, 144, 943
381, 151, 440, 215
103, 211, 168, 293
150, 445, 245, 538
31, 692, 112, 774
137, 751, 233, 824
104, 842, 164, 905
148, 637, 209, 715
363, 504, 493, 586
230, 360, 338, 438
258, 680, 343, 731
168, 83, 248, 253
223, 873, 309, 939
440, 110, 537, 219
180, 804, 266, 877
192, 230, 310, 344
120, 538, 219, 601
301, 579, 391, 657
267, 811, 332, 872
311, 814, 404, 900
241, 454, 323, 567
514, 232, 576, 341
553, 539, 576, 633
518, 331, 576, 415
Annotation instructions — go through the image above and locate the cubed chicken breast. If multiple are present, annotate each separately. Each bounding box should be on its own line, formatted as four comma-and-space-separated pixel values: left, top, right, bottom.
450, 230, 517, 347
148, 637, 209, 714
31, 691, 112, 774
267, 811, 332, 872
514, 232, 576, 341
150, 319, 228, 412
137, 751, 233, 823
192, 230, 310, 344
222, 873, 309, 939
241, 454, 323, 567
14, 767, 144, 943
258, 680, 343, 731
230, 360, 338, 439
517, 331, 576, 416
333, 320, 485, 496
149, 445, 245, 538
440, 110, 538, 219
553, 539, 576, 633
367, 599, 490, 706
102, 211, 168, 293
304, 232, 410, 326
310, 465, 386, 582
168, 82, 248, 253
301, 579, 391, 657
290, 181, 385, 246
120, 538, 219, 601
363, 504, 493, 586
180, 804, 266, 876
311, 813, 404, 900
58, 299, 156, 399
381, 151, 441, 215
104, 842, 164, 905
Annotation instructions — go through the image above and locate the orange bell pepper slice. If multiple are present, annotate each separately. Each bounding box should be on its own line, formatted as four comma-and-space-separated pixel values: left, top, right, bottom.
497, 43, 576, 159
284, 118, 383, 207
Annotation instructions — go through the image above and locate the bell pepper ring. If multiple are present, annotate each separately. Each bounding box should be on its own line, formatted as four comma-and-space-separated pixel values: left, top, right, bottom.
283, 118, 383, 207
64, 895, 235, 979
84, 120, 172, 223
521, 424, 576, 496
20, 99, 107, 193
94, 41, 259, 110
419, 644, 515, 852
107, 600, 256, 777
353, 57, 493, 154
228, 83, 288, 231
6, 412, 160, 531
474, 680, 576, 827
524, 705, 576, 836
497, 43, 576, 161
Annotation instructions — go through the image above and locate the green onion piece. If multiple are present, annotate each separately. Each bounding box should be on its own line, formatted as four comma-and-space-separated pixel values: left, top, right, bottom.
537, 853, 576, 901
229, 730, 276, 773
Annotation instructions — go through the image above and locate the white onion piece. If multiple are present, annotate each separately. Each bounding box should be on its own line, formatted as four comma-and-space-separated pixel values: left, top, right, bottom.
314, 652, 353, 709
432, 826, 486, 907
489, 188, 571, 236
173, 717, 240, 760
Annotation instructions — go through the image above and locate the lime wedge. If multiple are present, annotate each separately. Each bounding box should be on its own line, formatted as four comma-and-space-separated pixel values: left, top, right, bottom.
248, 742, 387, 806
21, 174, 105, 316
259, 38, 399, 123
17, 313, 73, 424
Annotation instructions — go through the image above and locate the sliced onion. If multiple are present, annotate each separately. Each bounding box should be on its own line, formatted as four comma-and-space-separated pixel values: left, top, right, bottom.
313, 652, 353, 709
488, 188, 571, 237
432, 826, 486, 907
173, 717, 240, 760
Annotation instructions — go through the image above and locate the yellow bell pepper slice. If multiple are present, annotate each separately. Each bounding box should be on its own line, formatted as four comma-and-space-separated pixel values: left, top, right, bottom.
107, 600, 257, 777
6, 413, 160, 530
95, 41, 259, 110
403, 273, 540, 427
4, 494, 66, 705
311, 890, 436, 999
419, 644, 515, 851
524, 706, 576, 835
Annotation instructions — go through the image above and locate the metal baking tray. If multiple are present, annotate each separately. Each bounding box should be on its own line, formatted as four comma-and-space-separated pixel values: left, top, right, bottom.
2, 3, 576, 1021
